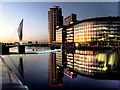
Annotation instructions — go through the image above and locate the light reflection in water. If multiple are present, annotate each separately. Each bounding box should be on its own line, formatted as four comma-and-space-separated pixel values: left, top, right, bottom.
18, 54, 24, 78
48, 50, 120, 86
3, 48, 120, 89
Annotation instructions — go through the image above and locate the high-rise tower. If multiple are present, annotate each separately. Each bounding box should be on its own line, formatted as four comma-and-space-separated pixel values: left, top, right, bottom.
48, 6, 63, 43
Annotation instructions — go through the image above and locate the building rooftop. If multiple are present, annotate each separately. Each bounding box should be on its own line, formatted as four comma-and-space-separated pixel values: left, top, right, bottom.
64, 13, 76, 20
50, 6, 61, 9
80, 16, 120, 22
67, 16, 120, 27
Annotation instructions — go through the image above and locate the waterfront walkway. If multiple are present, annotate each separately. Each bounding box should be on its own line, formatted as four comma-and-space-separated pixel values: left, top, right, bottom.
0, 56, 28, 90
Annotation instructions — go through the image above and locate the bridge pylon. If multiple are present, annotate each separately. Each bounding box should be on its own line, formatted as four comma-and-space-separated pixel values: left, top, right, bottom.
18, 46, 25, 54
17, 19, 23, 45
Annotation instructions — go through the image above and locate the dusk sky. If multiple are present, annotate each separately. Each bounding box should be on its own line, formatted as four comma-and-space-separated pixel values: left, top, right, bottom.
0, 2, 118, 43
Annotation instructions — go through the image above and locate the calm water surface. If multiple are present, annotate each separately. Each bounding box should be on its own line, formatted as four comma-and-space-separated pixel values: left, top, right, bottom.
2, 47, 120, 90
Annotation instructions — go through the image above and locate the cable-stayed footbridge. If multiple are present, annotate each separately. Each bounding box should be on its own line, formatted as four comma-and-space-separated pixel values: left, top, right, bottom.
1, 19, 63, 54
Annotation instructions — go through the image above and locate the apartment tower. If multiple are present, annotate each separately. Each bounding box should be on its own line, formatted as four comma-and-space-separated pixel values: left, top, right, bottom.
48, 6, 63, 43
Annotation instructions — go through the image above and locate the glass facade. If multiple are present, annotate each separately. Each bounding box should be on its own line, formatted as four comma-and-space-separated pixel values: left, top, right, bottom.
56, 26, 66, 44
74, 17, 120, 47
56, 28, 63, 43
66, 26, 74, 43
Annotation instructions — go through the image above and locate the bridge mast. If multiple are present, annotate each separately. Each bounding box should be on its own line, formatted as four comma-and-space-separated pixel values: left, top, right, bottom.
17, 19, 23, 45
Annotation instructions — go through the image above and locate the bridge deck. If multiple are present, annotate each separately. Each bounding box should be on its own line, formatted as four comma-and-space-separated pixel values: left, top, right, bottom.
7, 43, 62, 47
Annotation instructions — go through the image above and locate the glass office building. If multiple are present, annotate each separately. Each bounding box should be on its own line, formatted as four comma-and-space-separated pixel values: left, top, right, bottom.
73, 16, 120, 47
55, 15, 120, 47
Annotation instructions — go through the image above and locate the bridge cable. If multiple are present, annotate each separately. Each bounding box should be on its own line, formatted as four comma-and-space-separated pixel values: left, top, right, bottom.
7, 28, 18, 43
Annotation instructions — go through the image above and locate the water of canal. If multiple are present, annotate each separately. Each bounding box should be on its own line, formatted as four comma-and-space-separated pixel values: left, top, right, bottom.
2, 47, 120, 90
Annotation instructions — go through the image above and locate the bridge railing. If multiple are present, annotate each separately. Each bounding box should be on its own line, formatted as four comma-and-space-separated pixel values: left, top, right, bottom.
6, 43, 63, 47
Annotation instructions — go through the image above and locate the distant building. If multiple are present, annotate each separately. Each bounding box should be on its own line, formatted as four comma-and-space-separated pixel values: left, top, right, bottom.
48, 6, 63, 43
15, 42, 20, 45
35, 41, 38, 43
64, 13, 77, 26
28, 41, 32, 44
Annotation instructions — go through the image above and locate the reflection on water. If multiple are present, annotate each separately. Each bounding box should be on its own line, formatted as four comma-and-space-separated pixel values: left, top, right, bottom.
2, 48, 120, 89
18, 55, 24, 78
10, 46, 49, 53
49, 49, 120, 86
49, 53, 64, 86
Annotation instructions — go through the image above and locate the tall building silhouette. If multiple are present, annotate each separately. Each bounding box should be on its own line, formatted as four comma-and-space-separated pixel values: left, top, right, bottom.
48, 6, 63, 43
48, 53, 63, 86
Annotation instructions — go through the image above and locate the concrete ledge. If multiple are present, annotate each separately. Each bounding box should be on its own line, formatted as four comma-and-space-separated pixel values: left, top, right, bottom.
0, 56, 28, 90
